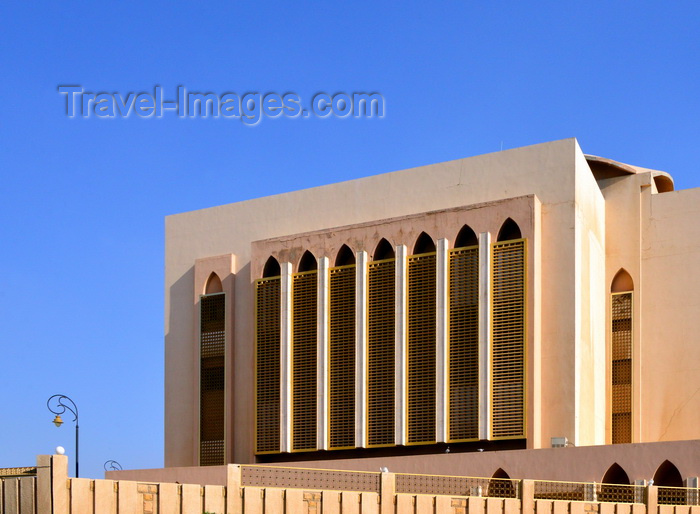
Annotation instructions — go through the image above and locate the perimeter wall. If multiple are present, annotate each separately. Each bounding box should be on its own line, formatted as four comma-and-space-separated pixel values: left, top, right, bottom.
29, 454, 700, 514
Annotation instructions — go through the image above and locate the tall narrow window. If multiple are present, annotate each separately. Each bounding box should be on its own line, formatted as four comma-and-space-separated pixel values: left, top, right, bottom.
329, 245, 356, 450
448, 225, 479, 442
367, 239, 395, 447
255, 257, 281, 454
491, 219, 526, 439
292, 251, 318, 451
611, 269, 633, 445
199, 273, 225, 465
407, 232, 436, 444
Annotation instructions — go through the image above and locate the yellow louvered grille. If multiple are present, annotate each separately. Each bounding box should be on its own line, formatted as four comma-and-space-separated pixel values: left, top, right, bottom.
292, 271, 318, 451
407, 252, 436, 444
448, 246, 479, 442
367, 258, 396, 447
200, 293, 225, 465
491, 239, 526, 439
329, 265, 356, 450
255, 277, 281, 454
611, 292, 632, 444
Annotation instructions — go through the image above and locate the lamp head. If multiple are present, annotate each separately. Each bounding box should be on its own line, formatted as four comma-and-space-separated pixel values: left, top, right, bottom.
52, 415, 63, 427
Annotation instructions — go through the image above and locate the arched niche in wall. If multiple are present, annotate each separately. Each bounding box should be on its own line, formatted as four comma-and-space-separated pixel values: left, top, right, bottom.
373, 238, 395, 260
413, 231, 436, 254
335, 244, 356, 266
654, 460, 685, 505
205, 272, 223, 294
599, 463, 632, 503
262, 256, 281, 278
497, 218, 521, 242
455, 224, 478, 248
488, 468, 516, 498
298, 250, 318, 272
611, 268, 634, 293
602, 463, 631, 485
653, 460, 683, 487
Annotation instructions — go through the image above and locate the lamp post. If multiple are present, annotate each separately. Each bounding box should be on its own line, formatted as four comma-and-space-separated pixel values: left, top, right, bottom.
47, 395, 79, 477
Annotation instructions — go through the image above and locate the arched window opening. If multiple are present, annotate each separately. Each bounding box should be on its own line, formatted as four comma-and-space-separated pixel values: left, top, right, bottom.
262, 256, 281, 278
654, 460, 685, 505
599, 463, 633, 503
298, 250, 317, 272
199, 281, 225, 465
497, 218, 521, 242
205, 272, 223, 294
448, 230, 479, 442
373, 238, 395, 260
367, 238, 396, 447
292, 250, 318, 451
255, 258, 281, 454
490, 233, 526, 439
407, 231, 437, 444
413, 232, 436, 254
488, 469, 516, 499
329, 244, 356, 450
611, 269, 634, 293
455, 225, 478, 248
335, 244, 356, 266
611, 269, 633, 445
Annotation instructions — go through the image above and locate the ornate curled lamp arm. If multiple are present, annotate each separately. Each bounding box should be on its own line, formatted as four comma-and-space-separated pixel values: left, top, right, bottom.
47, 394, 79, 423
47, 394, 79, 477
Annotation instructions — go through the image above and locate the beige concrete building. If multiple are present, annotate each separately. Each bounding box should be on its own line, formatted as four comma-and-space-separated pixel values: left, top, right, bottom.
163, 138, 700, 485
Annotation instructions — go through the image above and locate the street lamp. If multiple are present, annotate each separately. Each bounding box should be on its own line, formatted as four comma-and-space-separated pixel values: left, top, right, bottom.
47, 395, 79, 477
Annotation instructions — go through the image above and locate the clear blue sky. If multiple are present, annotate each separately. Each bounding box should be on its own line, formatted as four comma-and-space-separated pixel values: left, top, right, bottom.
1, 1, 699, 479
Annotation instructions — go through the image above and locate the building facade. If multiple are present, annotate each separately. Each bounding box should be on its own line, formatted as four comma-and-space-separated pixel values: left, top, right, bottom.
164, 139, 700, 481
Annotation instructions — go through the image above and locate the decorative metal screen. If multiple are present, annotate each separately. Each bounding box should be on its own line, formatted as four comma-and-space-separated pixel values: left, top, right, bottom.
448, 246, 479, 442
255, 277, 281, 454
407, 252, 436, 444
329, 264, 356, 450
241, 466, 381, 492
199, 293, 225, 465
395, 473, 518, 498
367, 258, 396, 447
611, 292, 632, 444
491, 239, 526, 439
292, 271, 318, 451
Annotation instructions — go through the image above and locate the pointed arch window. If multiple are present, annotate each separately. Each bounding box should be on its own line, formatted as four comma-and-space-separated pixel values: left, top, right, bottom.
255, 257, 281, 454
329, 245, 356, 449
447, 225, 479, 442
367, 239, 396, 447
291, 251, 318, 451
491, 218, 526, 439
199, 272, 225, 465
611, 269, 633, 445
407, 232, 437, 444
